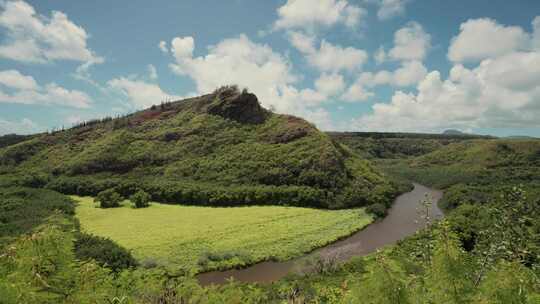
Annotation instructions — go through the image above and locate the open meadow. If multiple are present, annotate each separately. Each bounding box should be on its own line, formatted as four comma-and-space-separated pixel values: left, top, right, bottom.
74, 196, 373, 271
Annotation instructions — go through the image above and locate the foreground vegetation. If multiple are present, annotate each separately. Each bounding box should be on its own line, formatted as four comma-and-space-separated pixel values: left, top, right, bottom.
0, 187, 74, 248
1, 185, 538, 303
74, 196, 372, 271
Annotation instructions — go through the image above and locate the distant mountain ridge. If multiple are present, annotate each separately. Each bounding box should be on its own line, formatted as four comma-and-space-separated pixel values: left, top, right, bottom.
505, 135, 538, 139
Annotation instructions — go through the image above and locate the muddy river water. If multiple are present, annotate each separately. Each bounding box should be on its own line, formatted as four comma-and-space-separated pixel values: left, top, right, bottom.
197, 183, 443, 286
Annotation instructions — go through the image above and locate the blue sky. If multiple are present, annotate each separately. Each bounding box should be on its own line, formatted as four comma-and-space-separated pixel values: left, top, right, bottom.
1, 0, 540, 136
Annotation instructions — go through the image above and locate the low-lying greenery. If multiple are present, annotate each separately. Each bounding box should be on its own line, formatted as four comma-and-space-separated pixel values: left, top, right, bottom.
74, 233, 138, 272
73, 195, 373, 271
95, 188, 123, 208
1, 186, 537, 303
130, 190, 151, 208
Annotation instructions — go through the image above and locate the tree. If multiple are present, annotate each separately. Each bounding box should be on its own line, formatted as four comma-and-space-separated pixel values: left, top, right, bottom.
366, 203, 387, 218
74, 233, 138, 272
130, 190, 151, 208
425, 220, 474, 303
473, 261, 540, 304
347, 253, 411, 304
95, 189, 122, 208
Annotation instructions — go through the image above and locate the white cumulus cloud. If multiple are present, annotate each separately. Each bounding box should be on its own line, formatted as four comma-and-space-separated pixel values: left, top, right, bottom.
341, 81, 374, 102
0, 69, 38, 90
388, 22, 430, 61
171, 36, 195, 61
374, 46, 386, 64
287, 31, 368, 72
0, 0, 102, 65
0, 117, 39, 135
354, 60, 427, 89
147, 64, 158, 80
158, 40, 168, 53
166, 34, 337, 129
340, 61, 427, 103
315, 73, 345, 96
107, 77, 182, 109
448, 18, 529, 63
0, 69, 92, 108
377, 0, 408, 20
169, 34, 298, 112
533, 16, 540, 50
274, 0, 366, 31
352, 51, 540, 132
355, 16, 540, 132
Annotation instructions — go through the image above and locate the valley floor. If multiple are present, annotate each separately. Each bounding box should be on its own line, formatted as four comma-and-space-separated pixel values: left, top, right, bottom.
73, 196, 373, 272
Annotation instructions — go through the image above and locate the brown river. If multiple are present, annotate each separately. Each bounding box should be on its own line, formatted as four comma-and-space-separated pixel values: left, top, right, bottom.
197, 183, 443, 286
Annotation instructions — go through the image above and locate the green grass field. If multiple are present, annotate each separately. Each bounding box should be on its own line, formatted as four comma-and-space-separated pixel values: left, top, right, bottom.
74, 197, 373, 271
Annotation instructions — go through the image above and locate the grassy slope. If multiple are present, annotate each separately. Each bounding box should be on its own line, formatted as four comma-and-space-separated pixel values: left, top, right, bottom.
74, 196, 372, 271
0, 89, 394, 209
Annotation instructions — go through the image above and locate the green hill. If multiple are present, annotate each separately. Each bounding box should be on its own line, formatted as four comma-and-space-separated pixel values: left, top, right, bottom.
330, 132, 540, 212
0, 134, 34, 149
385, 139, 540, 210
413, 139, 540, 168
0, 87, 396, 209
328, 131, 493, 159
408, 139, 540, 188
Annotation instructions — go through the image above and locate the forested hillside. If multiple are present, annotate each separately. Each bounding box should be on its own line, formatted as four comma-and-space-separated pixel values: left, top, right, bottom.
327, 131, 493, 159
330, 132, 540, 209
0, 134, 34, 149
382, 139, 540, 211
0, 87, 397, 209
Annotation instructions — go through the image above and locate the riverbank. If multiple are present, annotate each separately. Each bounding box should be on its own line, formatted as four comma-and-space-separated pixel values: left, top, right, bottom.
197, 183, 443, 285
74, 196, 373, 272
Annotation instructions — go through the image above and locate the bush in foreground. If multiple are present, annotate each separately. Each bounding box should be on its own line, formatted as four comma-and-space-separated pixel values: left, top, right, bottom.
0, 187, 75, 248
366, 203, 387, 218
74, 233, 137, 272
95, 188, 122, 208
130, 190, 151, 208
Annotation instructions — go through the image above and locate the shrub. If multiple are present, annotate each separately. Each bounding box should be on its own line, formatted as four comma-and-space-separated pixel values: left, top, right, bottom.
0, 187, 75, 248
74, 233, 137, 272
140, 258, 159, 269
14, 172, 50, 188
197, 250, 250, 269
366, 203, 387, 218
299, 253, 342, 275
130, 190, 151, 208
95, 188, 122, 208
